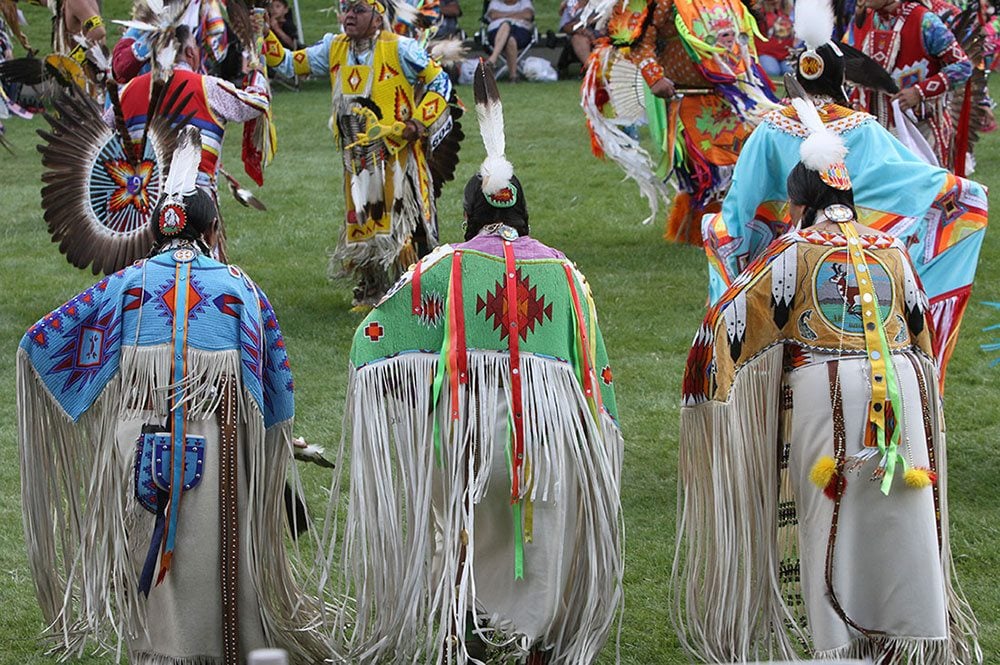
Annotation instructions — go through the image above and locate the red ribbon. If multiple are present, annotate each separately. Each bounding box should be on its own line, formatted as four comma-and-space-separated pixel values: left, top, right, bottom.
503, 241, 525, 502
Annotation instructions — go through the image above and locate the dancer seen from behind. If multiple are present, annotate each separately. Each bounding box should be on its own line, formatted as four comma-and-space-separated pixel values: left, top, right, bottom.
335, 62, 623, 663
108, 22, 271, 262
674, 94, 980, 663
264, 0, 460, 307
16, 127, 335, 664
704, 0, 988, 385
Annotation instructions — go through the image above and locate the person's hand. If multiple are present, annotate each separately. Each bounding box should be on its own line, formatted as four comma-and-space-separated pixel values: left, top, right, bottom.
268, 12, 281, 30
892, 86, 921, 111
401, 120, 423, 141
649, 77, 676, 99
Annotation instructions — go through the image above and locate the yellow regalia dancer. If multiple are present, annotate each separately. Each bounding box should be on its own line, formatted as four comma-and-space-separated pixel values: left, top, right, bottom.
265, 0, 460, 307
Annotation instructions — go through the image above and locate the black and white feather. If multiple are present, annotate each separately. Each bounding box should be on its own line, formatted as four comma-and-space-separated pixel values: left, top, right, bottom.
162, 125, 200, 200
473, 61, 513, 195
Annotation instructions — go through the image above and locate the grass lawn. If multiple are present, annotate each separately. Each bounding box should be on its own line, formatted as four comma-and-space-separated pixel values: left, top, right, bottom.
0, 2, 997, 662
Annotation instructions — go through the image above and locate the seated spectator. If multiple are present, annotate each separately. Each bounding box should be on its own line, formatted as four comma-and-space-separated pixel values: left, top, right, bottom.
437, 0, 462, 38
560, 0, 601, 71
485, 0, 534, 81
754, 0, 794, 77
268, 0, 303, 50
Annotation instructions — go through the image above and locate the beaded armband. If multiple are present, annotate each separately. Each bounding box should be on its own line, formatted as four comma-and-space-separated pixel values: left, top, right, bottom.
639, 58, 664, 87
916, 73, 947, 99
83, 15, 103, 34
263, 31, 286, 68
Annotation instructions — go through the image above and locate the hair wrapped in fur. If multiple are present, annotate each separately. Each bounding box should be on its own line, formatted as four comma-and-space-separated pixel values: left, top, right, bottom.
463, 173, 529, 240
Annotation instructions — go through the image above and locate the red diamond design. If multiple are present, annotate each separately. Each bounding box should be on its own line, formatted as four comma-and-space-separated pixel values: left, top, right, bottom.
379, 63, 400, 81
364, 321, 385, 342
476, 269, 553, 341
601, 365, 613, 385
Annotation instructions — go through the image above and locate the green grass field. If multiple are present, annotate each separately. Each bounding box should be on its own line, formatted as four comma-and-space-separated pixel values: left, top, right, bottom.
0, 2, 998, 662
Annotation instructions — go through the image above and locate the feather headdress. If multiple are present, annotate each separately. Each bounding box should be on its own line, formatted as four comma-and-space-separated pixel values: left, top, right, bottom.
473, 61, 515, 203
113, 0, 190, 81
794, 0, 839, 81
157, 125, 201, 236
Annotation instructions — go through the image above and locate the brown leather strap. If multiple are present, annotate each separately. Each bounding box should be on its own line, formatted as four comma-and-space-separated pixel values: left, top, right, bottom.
218, 375, 240, 664
824, 360, 886, 639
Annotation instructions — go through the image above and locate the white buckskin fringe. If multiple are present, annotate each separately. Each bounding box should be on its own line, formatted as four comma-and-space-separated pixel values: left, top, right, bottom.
336, 350, 624, 664
671, 348, 981, 664
671, 346, 805, 663
17, 345, 337, 662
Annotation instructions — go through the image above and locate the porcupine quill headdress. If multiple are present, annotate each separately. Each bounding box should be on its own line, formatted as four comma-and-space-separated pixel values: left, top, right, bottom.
473, 60, 516, 207
157, 125, 201, 236
793, 0, 898, 102
114, 0, 189, 81
791, 93, 852, 191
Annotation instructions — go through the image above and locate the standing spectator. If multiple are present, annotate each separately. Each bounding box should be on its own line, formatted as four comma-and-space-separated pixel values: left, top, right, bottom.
755, 0, 795, 76
485, 0, 534, 81
268, 0, 303, 50
560, 0, 601, 70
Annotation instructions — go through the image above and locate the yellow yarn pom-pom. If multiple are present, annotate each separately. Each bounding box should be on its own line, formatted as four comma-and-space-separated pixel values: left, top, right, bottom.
810, 456, 837, 489
904, 467, 934, 488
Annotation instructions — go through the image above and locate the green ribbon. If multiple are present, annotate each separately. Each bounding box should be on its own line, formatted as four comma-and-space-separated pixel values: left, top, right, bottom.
506, 417, 524, 580
875, 304, 906, 495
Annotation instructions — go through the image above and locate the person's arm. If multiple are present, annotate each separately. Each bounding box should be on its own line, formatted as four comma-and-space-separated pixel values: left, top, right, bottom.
626, 0, 675, 97
111, 28, 150, 83
204, 69, 271, 122
264, 31, 333, 79
893, 11, 971, 109
397, 37, 452, 140
919, 10, 972, 94
65, 0, 105, 44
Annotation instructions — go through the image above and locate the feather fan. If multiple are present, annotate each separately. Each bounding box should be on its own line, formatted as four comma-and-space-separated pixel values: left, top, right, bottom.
428, 93, 464, 199
219, 168, 267, 210
428, 38, 468, 67
473, 61, 512, 195
840, 42, 898, 94
606, 53, 647, 125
